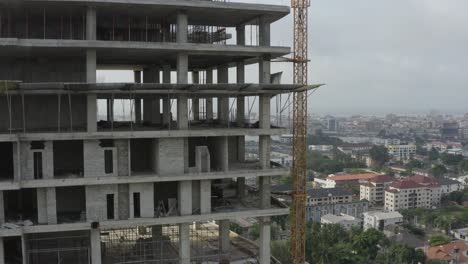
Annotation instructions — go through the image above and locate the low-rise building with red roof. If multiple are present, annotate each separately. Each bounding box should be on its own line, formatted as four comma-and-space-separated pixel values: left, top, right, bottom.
325, 173, 378, 188
360, 175, 395, 205
426, 241, 468, 264
384, 177, 441, 212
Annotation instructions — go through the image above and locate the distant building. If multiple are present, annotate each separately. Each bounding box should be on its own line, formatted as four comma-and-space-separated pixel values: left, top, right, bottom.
337, 143, 373, 156
270, 152, 292, 168
308, 145, 333, 152
426, 241, 468, 264
451, 227, 468, 242
279, 134, 294, 144
307, 188, 353, 206
384, 177, 441, 211
437, 177, 464, 195
387, 144, 416, 161
321, 214, 362, 230
363, 211, 403, 231
441, 122, 460, 139
325, 173, 378, 188
360, 175, 395, 205
307, 200, 369, 223
327, 118, 338, 132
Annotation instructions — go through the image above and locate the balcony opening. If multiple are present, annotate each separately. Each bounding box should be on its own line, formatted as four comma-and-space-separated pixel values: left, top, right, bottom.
56, 187, 86, 224
3, 189, 38, 224
107, 194, 115, 220
53, 140, 84, 178
130, 139, 155, 175
153, 182, 178, 217
0, 142, 14, 181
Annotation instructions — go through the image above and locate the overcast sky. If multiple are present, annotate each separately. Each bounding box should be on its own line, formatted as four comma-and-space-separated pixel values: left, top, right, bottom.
100, 0, 468, 116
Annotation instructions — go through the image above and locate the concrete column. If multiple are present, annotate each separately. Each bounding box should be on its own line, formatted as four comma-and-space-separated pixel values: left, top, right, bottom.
0, 191, 4, 225
176, 11, 188, 43
219, 220, 230, 262
259, 136, 271, 169
177, 53, 188, 84
217, 65, 229, 125
259, 95, 271, 129
86, 49, 97, 132
151, 225, 162, 256
220, 137, 229, 172
258, 217, 271, 264
236, 24, 245, 46
205, 68, 214, 121
90, 229, 102, 264
178, 179, 191, 264
178, 181, 192, 216
218, 65, 229, 84
162, 65, 171, 126
135, 98, 142, 124
177, 54, 188, 129
259, 176, 271, 209
237, 177, 245, 200
259, 17, 271, 85
134, 70, 142, 83
200, 180, 211, 214
86, 6, 96, 41
192, 71, 200, 121
21, 236, 26, 264
46, 187, 57, 224
179, 223, 190, 264
236, 26, 245, 128
106, 99, 114, 122
0, 238, 4, 264
236, 96, 245, 127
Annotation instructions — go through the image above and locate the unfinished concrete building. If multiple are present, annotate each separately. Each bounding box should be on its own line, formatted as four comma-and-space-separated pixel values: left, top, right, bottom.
0, 0, 298, 263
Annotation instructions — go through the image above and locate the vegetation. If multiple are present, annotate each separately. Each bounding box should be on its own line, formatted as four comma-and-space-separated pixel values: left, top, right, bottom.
401, 206, 468, 232
428, 147, 440, 161
429, 234, 452, 246
305, 223, 424, 264
444, 188, 468, 205
431, 164, 448, 178
307, 150, 365, 175
307, 130, 343, 146
440, 153, 464, 166
369, 145, 390, 168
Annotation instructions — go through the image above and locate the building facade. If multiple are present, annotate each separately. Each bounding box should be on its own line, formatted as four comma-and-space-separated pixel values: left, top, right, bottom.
363, 211, 403, 231
384, 179, 441, 212
307, 200, 369, 223
0, 1, 294, 263
387, 144, 417, 161
359, 175, 394, 205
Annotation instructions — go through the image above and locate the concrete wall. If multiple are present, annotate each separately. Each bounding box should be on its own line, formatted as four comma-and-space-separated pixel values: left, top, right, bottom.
0, 58, 86, 82
115, 139, 129, 177
156, 138, 184, 175
129, 183, 154, 218
85, 185, 119, 221
84, 140, 117, 177
20, 141, 54, 180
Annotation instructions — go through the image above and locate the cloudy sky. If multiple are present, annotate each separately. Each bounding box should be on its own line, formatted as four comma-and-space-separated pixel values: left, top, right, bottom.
100, 0, 468, 116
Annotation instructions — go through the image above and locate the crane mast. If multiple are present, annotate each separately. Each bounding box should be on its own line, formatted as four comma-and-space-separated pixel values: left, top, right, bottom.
291, 0, 310, 263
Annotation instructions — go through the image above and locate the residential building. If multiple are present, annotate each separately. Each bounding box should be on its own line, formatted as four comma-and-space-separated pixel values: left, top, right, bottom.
451, 227, 468, 242
337, 143, 373, 156
0, 1, 292, 263
360, 175, 394, 205
387, 144, 416, 161
437, 177, 463, 195
363, 211, 403, 231
308, 145, 333, 152
325, 173, 378, 188
384, 178, 441, 211
321, 214, 362, 230
307, 200, 369, 223
307, 188, 353, 206
426, 241, 468, 264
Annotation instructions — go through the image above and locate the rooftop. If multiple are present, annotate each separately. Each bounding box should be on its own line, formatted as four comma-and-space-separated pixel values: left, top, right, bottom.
321, 214, 358, 223
364, 211, 403, 220
427, 241, 468, 263
327, 173, 378, 182
389, 179, 424, 189
307, 188, 352, 198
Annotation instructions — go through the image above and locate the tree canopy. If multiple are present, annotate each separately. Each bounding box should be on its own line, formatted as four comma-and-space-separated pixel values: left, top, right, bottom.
369, 145, 390, 168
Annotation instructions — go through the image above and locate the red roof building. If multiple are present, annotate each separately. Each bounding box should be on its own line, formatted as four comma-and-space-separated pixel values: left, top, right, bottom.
427, 241, 468, 263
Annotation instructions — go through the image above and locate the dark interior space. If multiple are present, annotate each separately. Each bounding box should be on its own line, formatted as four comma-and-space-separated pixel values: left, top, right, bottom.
154, 182, 178, 217
27, 231, 90, 264
130, 139, 154, 173
4, 189, 37, 223
56, 186, 86, 224
0, 142, 14, 180
53, 140, 84, 178
4, 236, 22, 264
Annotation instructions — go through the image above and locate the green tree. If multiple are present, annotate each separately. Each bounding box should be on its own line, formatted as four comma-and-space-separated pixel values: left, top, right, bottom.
428, 147, 439, 161
271, 240, 291, 264
429, 234, 452, 246
375, 245, 425, 264
458, 160, 468, 174
249, 223, 259, 240
440, 153, 464, 166
369, 145, 390, 168
431, 164, 448, 178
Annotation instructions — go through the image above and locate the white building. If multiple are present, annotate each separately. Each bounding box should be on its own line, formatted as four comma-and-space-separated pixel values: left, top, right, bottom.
363, 211, 403, 231
451, 227, 468, 242
321, 214, 362, 230
384, 178, 441, 212
308, 145, 333, 152
387, 144, 416, 161
360, 175, 394, 205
